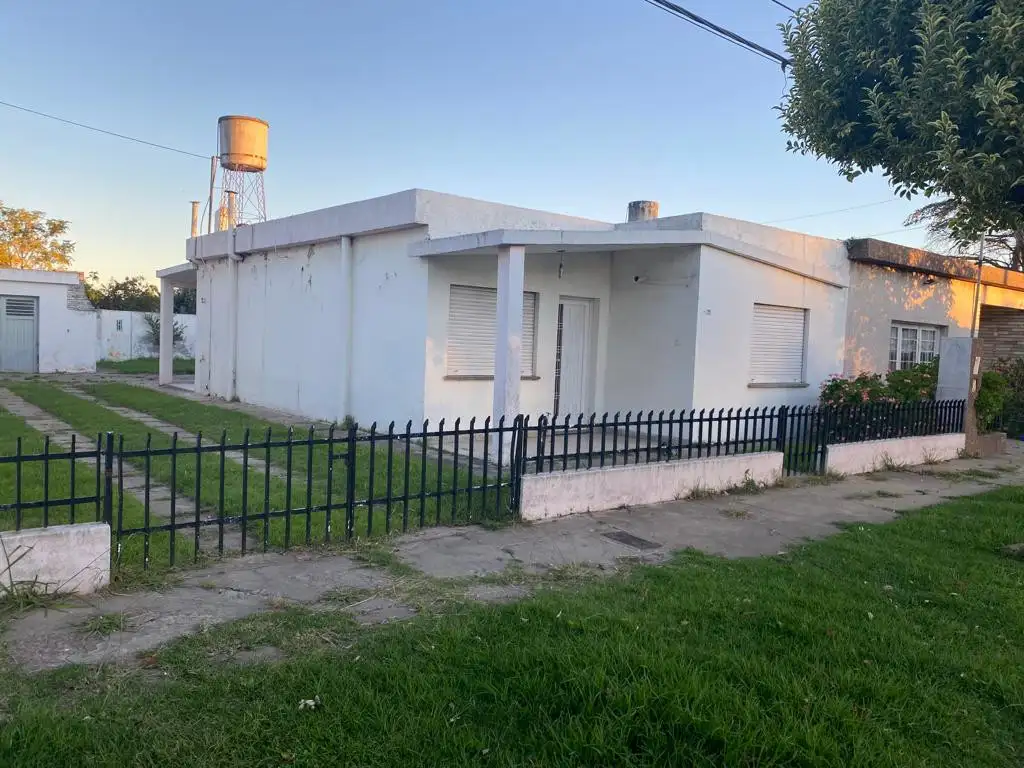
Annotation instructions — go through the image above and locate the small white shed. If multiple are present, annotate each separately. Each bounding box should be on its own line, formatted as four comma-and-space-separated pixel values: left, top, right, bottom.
0, 268, 97, 373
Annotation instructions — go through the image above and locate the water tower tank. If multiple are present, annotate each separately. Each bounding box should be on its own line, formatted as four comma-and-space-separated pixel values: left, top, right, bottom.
217, 115, 268, 172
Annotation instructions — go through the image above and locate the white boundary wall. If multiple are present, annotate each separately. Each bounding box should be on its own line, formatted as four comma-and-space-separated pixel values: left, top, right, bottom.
826, 434, 966, 475
0, 523, 110, 595
97, 310, 196, 361
520, 452, 783, 521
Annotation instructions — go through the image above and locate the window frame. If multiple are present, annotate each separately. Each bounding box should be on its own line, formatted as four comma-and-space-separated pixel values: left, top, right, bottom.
889, 322, 941, 371
445, 284, 539, 380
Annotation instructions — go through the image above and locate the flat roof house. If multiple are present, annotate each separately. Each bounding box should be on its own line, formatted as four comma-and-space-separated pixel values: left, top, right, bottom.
0, 268, 96, 373
158, 190, 850, 427
157, 189, 1024, 427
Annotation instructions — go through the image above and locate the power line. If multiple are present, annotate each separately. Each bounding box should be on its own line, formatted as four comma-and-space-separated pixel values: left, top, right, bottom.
857, 223, 929, 239
769, 0, 798, 14
762, 198, 900, 225
639, 0, 792, 68
0, 99, 209, 160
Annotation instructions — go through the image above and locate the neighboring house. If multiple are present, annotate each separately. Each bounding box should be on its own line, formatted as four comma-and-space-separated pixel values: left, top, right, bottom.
0, 268, 96, 373
96, 310, 197, 362
844, 239, 1024, 375
155, 188, 1023, 426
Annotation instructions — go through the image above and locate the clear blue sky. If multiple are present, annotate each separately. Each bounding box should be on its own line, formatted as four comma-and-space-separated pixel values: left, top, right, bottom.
1, 0, 926, 280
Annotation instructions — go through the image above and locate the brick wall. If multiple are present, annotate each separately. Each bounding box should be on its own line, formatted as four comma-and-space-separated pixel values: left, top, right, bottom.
980, 305, 1024, 368
65, 281, 95, 312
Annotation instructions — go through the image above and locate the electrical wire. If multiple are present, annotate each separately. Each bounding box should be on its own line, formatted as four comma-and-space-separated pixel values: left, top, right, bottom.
762, 198, 900, 225
769, 0, 798, 14
639, 0, 792, 68
0, 98, 209, 160
856, 223, 929, 239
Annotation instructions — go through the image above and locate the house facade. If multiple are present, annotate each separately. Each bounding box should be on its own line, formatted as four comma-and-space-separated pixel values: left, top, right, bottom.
0, 268, 96, 373
156, 188, 1024, 426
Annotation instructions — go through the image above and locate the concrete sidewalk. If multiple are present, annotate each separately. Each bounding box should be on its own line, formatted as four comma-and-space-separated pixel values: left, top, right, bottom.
2, 444, 1021, 671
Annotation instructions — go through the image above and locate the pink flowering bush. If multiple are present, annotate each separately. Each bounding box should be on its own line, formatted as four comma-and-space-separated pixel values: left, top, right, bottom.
819, 360, 938, 408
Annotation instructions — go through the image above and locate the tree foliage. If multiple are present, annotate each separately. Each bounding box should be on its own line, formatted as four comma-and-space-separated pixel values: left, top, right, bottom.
173, 287, 196, 314
0, 202, 75, 270
780, 0, 1024, 239
905, 199, 1024, 270
85, 273, 159, 312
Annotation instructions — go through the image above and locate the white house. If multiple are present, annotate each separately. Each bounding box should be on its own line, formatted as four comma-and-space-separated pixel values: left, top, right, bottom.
157, 189, 852, 426
0, 268, 96, 373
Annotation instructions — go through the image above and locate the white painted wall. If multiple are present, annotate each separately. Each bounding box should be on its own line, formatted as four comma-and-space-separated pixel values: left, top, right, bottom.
0, 269, 96, 373
520, 452, 783, 521
826, 433, 965, 475
692, 245, 847, 409
0, 522, 110, 595
96, 310, 196, 361
604, 247, 700, 415
424, 251, 611, 423
350, 228, 430, 427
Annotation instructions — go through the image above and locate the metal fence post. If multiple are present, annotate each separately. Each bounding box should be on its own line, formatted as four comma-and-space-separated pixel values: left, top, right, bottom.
102, 431, 114, 526
345, 422, 357, 539
776, 405, 789, 455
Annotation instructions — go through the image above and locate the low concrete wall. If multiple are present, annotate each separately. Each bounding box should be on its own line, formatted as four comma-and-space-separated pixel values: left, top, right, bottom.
0, 523, 110, 595
826, 434, 966, 475
520, 452, 783, 521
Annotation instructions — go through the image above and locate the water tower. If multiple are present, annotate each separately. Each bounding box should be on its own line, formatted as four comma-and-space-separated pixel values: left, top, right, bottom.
217, 115, 268, 226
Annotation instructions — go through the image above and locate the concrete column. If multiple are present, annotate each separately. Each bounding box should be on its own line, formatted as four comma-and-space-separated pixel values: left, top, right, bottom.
338, 236, 354, 422
492, 245, 525, 426
158, 278, 174, 385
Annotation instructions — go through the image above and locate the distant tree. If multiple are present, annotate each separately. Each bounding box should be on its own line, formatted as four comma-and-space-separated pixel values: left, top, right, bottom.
85, 273, 160, 311
780, 0, 1024, 241
0, 202, 75, 270
173, 287, 196, 314
141, 314, 184, 352
905, 200, 1024, 271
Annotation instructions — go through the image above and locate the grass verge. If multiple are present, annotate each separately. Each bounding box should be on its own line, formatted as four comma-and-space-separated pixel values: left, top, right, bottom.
0, 404, 187, 583
3, 488, 1024, 765
97, 358, 195, 375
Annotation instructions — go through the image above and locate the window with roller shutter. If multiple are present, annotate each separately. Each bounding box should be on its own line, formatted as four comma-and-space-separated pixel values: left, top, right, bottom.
446, 285, 537, 377
749, 303, 807, 385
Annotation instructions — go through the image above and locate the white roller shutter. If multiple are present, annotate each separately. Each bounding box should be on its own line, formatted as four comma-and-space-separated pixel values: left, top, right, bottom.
749, 304, 806, 384
447, 285, 537, 377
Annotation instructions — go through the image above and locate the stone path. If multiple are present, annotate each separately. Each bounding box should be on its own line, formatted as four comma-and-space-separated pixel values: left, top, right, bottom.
61, 385, 292, 483
0, 387, 242, 553
3, 441, 1022, 671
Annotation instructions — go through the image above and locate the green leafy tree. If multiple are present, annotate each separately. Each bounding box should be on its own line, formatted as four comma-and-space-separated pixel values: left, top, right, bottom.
85, 273, 160, 312
905, 199, 1024, 270
780, 0, 1024, 240
173, 287, 196, 314
0, 201, 75, 270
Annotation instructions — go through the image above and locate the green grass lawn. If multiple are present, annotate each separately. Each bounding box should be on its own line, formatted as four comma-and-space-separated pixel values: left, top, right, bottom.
2, 383, 509, 566
82, 382, 512, 530
97, 358, 195, 375
3, 489, 1024, 766
0, 405, 188, 583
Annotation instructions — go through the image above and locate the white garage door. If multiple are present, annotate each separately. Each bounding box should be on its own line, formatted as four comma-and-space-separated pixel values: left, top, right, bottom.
0, 296, 39, 373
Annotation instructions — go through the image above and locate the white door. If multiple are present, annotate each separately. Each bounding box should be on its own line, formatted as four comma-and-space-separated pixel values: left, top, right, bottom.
555, 297, 594, 417
0, 296, 39, 373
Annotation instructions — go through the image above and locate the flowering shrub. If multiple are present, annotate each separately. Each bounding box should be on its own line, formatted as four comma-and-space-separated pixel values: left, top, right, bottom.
819, 372, 889, 407
819, 360, 938, 408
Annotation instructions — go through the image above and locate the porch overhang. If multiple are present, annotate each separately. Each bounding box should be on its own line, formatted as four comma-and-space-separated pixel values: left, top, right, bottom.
409, 228, 847, 289
156, 262, 197, 288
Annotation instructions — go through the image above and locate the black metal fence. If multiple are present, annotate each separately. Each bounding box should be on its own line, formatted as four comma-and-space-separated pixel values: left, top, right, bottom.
525, 400, 966, 476
0, 400, 965, 573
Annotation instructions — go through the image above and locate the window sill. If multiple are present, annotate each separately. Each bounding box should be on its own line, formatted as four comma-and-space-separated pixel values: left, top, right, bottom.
747, 382, 810, 389
444, 375, 541, 381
